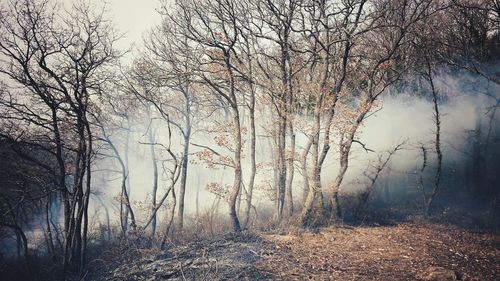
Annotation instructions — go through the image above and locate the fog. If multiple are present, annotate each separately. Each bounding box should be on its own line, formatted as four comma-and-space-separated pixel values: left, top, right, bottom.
80, 70, 499, 230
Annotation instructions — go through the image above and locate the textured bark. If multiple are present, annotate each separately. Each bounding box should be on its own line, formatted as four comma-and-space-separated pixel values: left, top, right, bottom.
243, 75, 256, 228
225, 49, 243, 232
229, 106, 243, 232
177, 117, 191, 230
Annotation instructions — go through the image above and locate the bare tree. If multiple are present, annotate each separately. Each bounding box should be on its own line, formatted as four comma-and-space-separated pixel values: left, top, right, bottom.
422, 60, 443, 216
161, 0, 247, 232
0, 0, 120, 274
355, 142, 405, 219
140, 23, 204, 231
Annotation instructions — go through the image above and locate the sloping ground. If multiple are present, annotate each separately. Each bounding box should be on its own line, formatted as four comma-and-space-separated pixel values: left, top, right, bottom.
94, 233, 274, 280
96, 223, 499, 280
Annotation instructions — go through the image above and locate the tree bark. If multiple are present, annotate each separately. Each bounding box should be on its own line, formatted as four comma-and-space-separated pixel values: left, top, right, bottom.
149, 124, 158, 237
424, 63, 442, 216
177, 110, 191, 231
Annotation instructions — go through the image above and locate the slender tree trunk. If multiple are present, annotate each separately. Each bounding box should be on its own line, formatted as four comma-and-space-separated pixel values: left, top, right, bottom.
149, 125, 158, 238
272, 137, 280, 216
224, 50, 242, 232
161, 181, 177, 249
177, 127, 191, 231
229, 106, 242, 232
81, 120, 92, 271
276, 22, 294, 222
123, 121, 131, 233
67, 118, 86, 271
10, 224, 31, 276
424, 65, 442, 216
330, 100, 371, 222
119, 163, 136, 232
242, 46, 257, 227
277, 116, 287, 221
97, 119, 136, 236
300, 102, 321, 226
419, 145, 428, 211
177, 86, 192, 231
471, 106, 485, 196
285, 114, 295, 218
45, 198, 55, 261
120, 171, 128, 236
243, 96, 256, 228
51, 106, 72, 275
355, 144, 402, 219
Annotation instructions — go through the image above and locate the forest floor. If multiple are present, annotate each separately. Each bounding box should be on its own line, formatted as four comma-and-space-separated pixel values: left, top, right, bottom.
97, 222, 499, 281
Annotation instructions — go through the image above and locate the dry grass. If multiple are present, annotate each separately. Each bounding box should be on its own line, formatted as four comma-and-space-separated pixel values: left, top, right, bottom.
257, 223, 500, 280
91, 222, 499, 280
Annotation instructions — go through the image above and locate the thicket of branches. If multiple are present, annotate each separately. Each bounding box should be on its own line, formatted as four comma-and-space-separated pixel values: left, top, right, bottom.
0, 0, 499, 279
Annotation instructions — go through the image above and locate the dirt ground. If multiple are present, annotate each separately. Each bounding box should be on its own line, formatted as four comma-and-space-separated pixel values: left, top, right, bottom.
98, 223, 499, 280
256, 223, 499, 280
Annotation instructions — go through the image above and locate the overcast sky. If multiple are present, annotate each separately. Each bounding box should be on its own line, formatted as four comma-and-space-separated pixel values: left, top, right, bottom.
104, 0, 163, 57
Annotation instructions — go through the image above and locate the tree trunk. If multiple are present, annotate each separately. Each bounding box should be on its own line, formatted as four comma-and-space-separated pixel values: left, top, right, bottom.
149, 125, 158, 237
177, 126, 191, 231
424, 65, 442, 216
277, 116, 287, 221
243, 44, 257, 228
81, 120, 92, 271
225, 50, 242, 233
229, 106, 242, 232
330, 101, 371, 222
243, 101, 256, 228
300, 102, 321, 226
45, 198, 55, 261
285, 113, 295, 218
123, 121, 131, 233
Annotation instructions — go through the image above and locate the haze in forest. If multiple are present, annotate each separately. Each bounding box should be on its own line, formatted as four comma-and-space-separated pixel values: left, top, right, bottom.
0, 0, 498, 280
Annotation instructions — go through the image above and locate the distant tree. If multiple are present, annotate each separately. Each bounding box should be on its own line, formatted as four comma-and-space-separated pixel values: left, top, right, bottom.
161, 0, 247, 232
140, 21, 206, 231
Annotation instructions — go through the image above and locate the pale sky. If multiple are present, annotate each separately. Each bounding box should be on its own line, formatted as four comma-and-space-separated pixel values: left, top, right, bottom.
103, 0, 163, 58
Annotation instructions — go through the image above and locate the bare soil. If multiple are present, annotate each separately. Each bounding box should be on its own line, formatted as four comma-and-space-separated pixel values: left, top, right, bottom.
97, 223, 499, 280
